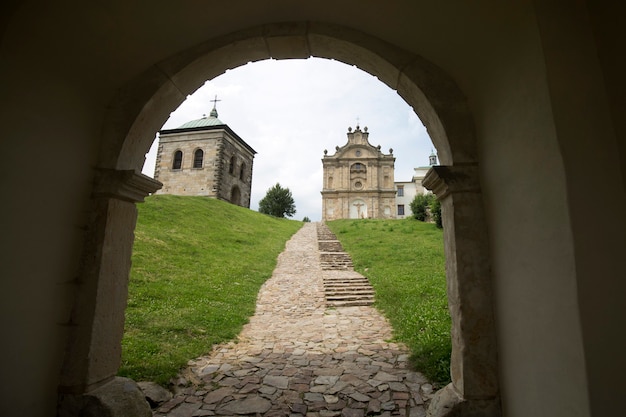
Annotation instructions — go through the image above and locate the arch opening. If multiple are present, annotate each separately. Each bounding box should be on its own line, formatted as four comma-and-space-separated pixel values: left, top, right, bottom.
64, 21, 499, 417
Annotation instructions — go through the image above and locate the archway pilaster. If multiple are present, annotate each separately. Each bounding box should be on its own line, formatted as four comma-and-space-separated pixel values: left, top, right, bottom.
58, 170, 161, 416
423, 165, 501, 417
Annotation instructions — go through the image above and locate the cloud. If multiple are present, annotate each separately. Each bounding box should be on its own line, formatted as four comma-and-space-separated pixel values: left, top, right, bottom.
143, 58, 434, 221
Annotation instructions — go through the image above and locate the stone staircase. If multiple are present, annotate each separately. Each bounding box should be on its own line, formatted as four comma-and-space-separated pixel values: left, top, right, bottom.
316, 223, 375, 307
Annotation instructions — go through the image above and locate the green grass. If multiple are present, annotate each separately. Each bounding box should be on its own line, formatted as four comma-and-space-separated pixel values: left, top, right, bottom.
119, 195, 303, 385
326, 218, 451, 386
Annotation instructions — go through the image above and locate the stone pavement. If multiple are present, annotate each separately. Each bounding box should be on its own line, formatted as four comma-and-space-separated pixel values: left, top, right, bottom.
153, 222, 433, 417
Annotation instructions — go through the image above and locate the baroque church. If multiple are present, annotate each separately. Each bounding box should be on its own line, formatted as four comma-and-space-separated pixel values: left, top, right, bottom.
321, 124, 396, 220
154, 103, 256, 208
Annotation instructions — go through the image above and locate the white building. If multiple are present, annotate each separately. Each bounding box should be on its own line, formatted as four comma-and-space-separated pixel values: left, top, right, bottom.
395, 152, 438, 218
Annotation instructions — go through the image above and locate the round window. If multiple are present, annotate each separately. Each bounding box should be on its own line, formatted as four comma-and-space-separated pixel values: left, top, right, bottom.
354, 181, 363, 189
355, 150, 362, 157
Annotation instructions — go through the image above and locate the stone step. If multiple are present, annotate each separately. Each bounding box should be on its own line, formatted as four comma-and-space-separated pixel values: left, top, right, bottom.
323, 280, 372, 286
325, 283, 374, 289
326, 297, 374, 305
318, 240, 344, 252
326, 299, 375, 307
324, 278, 371, 283
317, 223, 374, 306
326, 288, 374, 297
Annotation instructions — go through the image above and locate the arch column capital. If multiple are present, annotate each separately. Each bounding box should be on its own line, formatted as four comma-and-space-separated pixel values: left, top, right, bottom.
422, 164, 480, 200
93, 169, 162, 203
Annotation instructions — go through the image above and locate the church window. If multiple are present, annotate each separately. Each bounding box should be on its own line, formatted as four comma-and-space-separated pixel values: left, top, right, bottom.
351, 163, 366, 173
193, 149, 204, 168
229, 156, 236, 174
397, 186, 404, 196
239, 163, 246, 181
172, 150, 183, 170
397, 204, 405, 216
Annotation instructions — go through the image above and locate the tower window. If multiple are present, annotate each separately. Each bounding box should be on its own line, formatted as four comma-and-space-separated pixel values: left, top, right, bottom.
193, 149, 204, 168
229, 156, 236, 174
172, 150, 183, 170
239, 162, 246, 181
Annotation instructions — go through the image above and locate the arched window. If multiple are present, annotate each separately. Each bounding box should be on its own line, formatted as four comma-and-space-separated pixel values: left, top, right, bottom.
239, 162, 246, 181
229, 156, 236, 174
172, 150, 183, 170
231, 186, 241, 206
350, 162, 367, 173
193, 149, 203, 168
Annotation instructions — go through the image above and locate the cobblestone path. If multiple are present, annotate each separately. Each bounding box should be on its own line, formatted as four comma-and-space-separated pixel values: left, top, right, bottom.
155, 223, 432, 417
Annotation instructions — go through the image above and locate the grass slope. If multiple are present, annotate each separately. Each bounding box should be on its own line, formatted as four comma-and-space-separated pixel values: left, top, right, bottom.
119, 195, 303, 384
327, 219, 451, 386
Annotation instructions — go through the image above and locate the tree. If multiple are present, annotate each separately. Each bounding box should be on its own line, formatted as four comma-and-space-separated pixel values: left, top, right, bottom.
430, 198, 443, 228
410, 193, 433, 221
302, 216, 311, 222
258, 183, 296, 218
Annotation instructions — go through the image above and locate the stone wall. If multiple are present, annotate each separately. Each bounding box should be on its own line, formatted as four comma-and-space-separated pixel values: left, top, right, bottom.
216, 138, 254, 207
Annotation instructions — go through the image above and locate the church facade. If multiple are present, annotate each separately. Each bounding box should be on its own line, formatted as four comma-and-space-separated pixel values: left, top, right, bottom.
154, 106, 256, 208
321, 124, 396, 220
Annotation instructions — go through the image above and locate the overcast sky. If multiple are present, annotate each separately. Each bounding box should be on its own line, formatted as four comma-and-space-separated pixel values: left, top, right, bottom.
141, 57, 434, 221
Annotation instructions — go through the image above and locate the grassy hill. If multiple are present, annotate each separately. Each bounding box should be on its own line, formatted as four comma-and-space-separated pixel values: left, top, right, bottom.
327, 219, 450, 385
119, 196, 450, 387
119, 195, 303, 384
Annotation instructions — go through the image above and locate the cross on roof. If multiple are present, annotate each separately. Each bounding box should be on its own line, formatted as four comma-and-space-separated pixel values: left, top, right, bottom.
210, 95, 221, 109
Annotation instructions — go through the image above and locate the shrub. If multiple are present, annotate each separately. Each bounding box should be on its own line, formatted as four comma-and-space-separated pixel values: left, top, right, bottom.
430, 198, 442, 228
410, 194, 433, 221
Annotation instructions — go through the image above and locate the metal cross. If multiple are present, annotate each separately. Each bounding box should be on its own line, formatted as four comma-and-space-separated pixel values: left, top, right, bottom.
210, 95, 221, 108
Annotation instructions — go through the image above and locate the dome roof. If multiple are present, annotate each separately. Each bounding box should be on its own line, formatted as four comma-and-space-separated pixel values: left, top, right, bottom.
177, 107, 224, 129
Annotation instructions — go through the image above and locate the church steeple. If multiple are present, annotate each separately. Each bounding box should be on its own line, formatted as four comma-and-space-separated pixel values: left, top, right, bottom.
429, 150, 438, 166
209, 94, 221, 118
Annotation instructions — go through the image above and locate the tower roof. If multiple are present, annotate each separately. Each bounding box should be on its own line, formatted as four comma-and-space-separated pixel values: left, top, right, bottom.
159, 104, 257, 155
177, 107, 224, 129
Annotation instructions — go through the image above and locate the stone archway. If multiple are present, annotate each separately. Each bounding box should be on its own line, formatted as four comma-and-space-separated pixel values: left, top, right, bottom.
231, 186, 242, 206
60, 22, 499, 417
